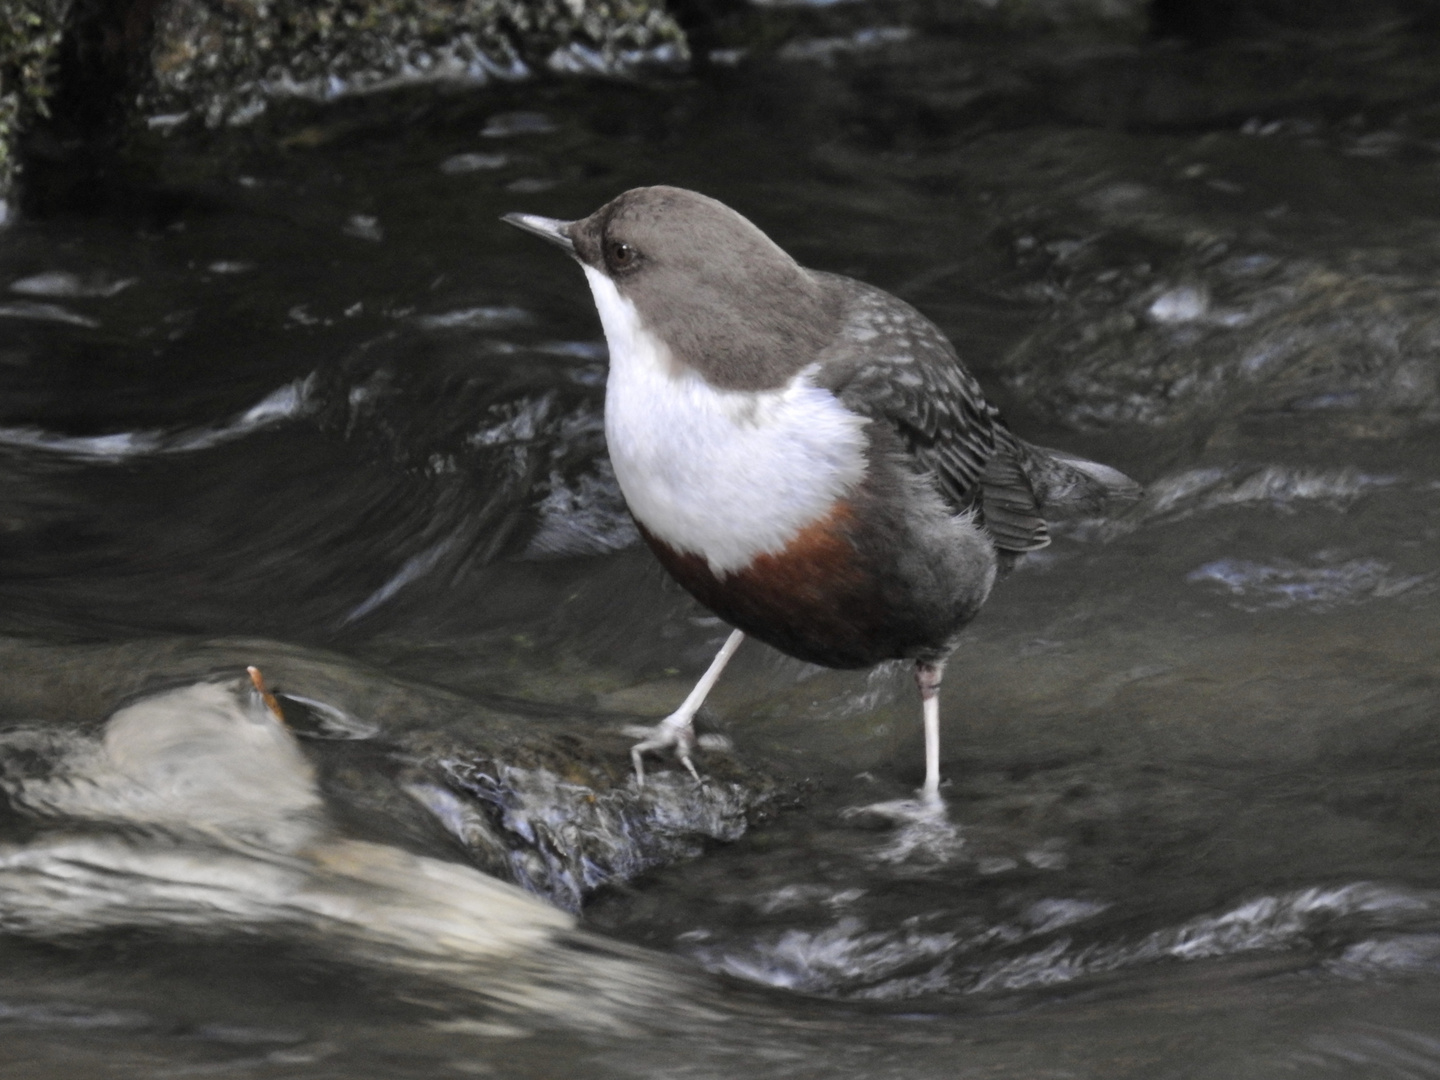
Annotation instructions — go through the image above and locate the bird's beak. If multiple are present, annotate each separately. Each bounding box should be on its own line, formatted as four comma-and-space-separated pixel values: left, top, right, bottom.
501, 212, 576, 256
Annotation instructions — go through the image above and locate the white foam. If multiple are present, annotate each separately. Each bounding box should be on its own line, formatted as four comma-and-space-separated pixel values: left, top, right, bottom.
440, 152, 510, 174
1147, 285, 1210, 324
415, 306, 532, 330
693, 881, 1439, 1000
9, 271, 134, 299
1148, 465, 1395, 520
1186, 556, 1433, 610
1062, 464, 1401, 543
0, 301, 100, 327
3, 680, 321, 851
696, 916, 958, 996
525, 462, 640, 558
0, 376, 314, 462
344, 536, 457, 624
970, 883, 1439, 995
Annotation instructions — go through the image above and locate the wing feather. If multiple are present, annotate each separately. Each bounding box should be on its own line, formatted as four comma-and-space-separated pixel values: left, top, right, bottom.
811, 273, 1049, 553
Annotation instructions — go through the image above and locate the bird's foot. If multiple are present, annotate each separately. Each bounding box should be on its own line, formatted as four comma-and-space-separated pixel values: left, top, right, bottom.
841, 790, 946, 826
841, 789, 961, 864
622, 714, 725, 787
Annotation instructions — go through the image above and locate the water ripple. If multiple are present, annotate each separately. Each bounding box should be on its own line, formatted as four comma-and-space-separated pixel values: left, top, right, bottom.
692, 883, 1440, 1001
0, 377, 314, 462
1187, 556, 1433, 610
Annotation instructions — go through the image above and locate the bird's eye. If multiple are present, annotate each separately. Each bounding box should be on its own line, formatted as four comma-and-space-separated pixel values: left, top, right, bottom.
608, 241, 637, 268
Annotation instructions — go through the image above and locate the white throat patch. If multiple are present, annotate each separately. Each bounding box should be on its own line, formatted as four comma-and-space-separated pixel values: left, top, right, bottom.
582, 266, 869, 576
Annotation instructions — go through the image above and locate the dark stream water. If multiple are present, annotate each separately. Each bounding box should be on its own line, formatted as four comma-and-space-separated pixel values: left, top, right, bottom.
4, 16, 1440, 1078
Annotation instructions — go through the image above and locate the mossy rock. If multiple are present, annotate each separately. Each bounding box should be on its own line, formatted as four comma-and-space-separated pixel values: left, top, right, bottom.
140, 0, 689, 129
0, 0, 71, 215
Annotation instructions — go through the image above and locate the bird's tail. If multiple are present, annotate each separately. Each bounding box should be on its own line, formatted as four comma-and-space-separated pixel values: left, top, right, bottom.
1018, 442, 1143, 513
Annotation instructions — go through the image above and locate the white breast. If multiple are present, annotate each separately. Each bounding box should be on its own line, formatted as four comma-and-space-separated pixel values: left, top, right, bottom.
582, 267, 869, 577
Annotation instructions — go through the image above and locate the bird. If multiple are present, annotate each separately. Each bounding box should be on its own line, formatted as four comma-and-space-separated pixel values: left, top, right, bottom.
503, 186, 1139, 805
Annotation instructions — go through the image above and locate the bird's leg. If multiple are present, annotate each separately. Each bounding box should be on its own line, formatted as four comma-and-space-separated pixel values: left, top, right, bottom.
915, 659, 946, 806
627, 628, 745, 787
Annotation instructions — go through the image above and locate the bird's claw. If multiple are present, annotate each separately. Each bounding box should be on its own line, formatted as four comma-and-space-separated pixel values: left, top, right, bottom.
623, 718, 703, 788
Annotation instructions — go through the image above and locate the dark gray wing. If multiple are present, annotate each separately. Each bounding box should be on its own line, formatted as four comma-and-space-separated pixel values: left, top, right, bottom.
811, 273, 1049, 553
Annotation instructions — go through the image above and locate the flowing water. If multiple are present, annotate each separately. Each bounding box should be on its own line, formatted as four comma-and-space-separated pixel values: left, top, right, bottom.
4, 16, 1440, 1078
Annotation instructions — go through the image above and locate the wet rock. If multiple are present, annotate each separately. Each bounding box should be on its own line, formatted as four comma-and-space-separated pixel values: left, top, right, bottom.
0, 0, 71, 217
138, 0, 689, 129
413, 749, 762, 912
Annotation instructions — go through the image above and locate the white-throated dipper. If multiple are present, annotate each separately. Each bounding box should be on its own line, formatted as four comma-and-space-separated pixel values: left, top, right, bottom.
504, 186, 1139, 804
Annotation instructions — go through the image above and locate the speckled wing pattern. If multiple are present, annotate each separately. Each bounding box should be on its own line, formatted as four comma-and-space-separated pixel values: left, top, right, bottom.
812, 274, 1050, 554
